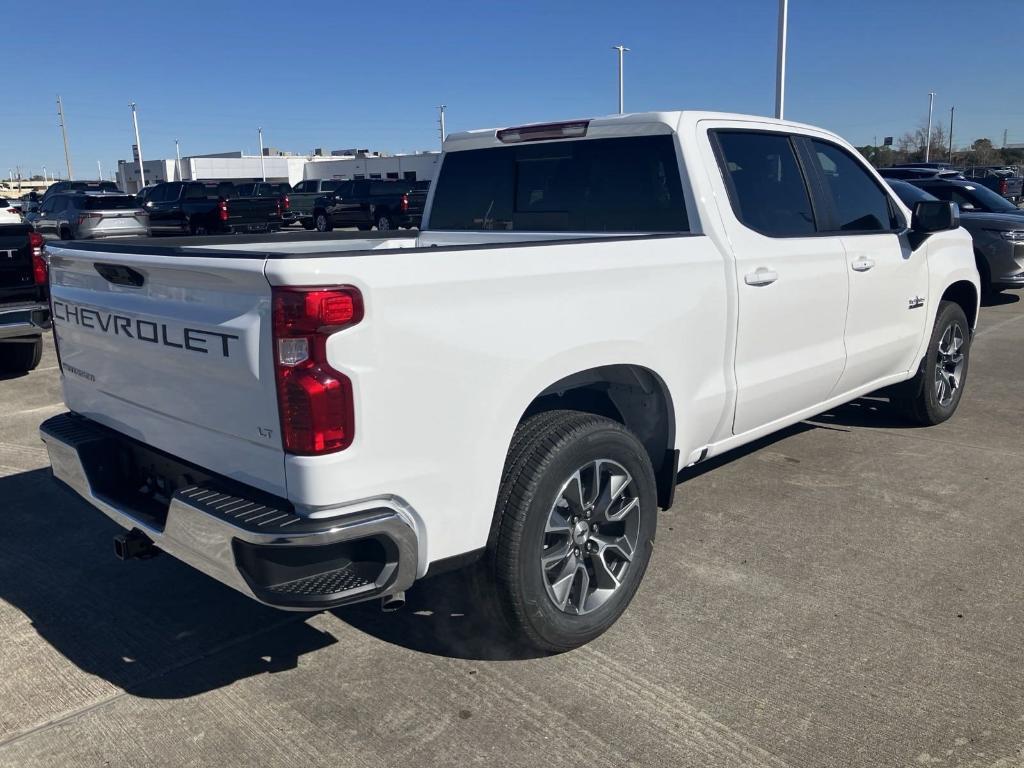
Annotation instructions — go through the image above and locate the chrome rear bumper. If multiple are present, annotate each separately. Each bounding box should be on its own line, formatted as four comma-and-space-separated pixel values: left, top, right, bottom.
40, 412, 418, 610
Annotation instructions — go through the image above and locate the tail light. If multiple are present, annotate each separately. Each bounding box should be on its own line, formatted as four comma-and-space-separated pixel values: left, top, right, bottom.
400, 193, 409, 213
28, 231, 47, 286
280, 194, 290, 211
497, 120, 589, 143
271, 286, 363, 454
218, 198, 229, 222
998, 179, 1008, 196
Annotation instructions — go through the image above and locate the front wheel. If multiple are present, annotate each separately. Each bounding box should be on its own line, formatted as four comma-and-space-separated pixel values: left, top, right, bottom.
893, 300, 971, 425
314, 212, 332, 232
485, 410, 657, 652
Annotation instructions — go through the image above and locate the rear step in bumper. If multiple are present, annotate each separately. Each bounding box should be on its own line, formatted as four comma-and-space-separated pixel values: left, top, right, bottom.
39, 412, 418, 611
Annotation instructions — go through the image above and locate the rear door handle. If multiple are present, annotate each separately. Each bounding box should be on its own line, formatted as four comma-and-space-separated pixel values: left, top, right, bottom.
851, 257, 876, 272
744, 267, 779, 286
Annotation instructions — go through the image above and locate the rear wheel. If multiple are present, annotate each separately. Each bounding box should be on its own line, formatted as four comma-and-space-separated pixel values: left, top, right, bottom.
314, 212, 332, 232
59, 227, 72, 240
893, 300, 970, 425
484, 410, 657, 652
375, 211, 394, 231
0, 339, 43, 374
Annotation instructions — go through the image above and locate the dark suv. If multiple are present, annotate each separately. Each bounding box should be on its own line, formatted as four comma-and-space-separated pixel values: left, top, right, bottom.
312, 180, 429, 231
41, 179, 120, 204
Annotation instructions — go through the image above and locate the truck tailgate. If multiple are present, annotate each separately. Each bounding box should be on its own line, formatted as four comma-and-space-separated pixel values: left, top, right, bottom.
46, 244, 285, 495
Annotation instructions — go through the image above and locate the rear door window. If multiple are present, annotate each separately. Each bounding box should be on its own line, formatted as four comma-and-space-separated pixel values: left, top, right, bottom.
429, 135, 688, 232
713, 131, 816, 237
82, 196, 138, 210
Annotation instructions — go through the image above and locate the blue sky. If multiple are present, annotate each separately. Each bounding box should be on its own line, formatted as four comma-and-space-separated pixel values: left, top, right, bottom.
3, 0, 1022, 179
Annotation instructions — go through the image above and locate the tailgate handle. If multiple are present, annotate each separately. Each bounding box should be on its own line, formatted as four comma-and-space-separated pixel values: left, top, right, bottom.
94, 263, 145, 288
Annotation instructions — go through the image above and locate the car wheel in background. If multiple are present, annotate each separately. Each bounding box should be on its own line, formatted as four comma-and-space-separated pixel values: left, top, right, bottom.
0, 339, 43, 374
483, 410, 658, 652
375, 213, 394, 231
893, 300, 971, 426
315, 212, 332, 232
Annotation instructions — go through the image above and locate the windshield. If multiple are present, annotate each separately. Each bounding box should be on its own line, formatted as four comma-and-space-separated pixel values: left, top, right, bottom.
965, 183, 1019, 213
888, 181, 936, 207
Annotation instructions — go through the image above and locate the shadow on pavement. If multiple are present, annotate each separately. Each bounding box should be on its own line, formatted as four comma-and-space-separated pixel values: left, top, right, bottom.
0, 468, 336, 700
811, 396, 921, 430
981, 291, 1020, 308
335, 570, 545, 662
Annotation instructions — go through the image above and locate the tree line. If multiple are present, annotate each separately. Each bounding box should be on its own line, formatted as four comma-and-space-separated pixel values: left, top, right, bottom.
857, 121, 1022, 169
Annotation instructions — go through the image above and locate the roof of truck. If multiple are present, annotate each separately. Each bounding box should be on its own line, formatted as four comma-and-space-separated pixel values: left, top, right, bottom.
443, 110, 839, 152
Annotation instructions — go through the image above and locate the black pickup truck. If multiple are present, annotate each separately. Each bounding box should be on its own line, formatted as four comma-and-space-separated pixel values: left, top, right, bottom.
0, 223, 49, 373
288, 179, 343, 229
143, 181, 283, 235
312, 179, 429, 231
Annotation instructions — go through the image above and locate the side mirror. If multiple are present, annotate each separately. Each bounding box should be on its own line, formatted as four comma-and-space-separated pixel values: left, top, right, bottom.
912, 200, 959, 234
959, 202, 976, 211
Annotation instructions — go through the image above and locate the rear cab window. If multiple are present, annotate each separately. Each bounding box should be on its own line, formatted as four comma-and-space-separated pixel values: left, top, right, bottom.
428, 135, 689, 232
81, 195, 139, 210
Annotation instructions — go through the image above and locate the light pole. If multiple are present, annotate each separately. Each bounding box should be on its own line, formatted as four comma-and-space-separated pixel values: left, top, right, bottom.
612, 45, 629, 114
924, 91, 935, 163
129, 101, 145, 188
948, 106, 954, 161
57, 95, 73, 180
437, 105, 447, 150
97, 160, 103, 180
775, 0, 788, 119
258, 127, 266, 181
175, 139, 182, 181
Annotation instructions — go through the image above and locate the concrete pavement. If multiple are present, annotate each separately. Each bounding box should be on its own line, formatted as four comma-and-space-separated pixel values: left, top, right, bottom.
1, 294, 1022, 767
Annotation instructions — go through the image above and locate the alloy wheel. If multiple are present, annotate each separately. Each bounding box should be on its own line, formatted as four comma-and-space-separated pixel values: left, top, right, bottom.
935, 321, 965, 407
541, 459, 641, 615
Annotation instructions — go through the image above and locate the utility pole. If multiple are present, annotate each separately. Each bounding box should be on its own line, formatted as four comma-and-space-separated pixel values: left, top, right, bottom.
130, 101, 145, 187
612, 45, 629, 114
924, 91, 935, 162
97, 160, 102, 180
175, 139, 182, 181
42, 166, 47, 184
948, 106, 954, 161
774, 0, 788, 119
258, 127, 266, 181
437, 105, 447, 149
1003, 128, 1008, 149
57, 95, 73, 180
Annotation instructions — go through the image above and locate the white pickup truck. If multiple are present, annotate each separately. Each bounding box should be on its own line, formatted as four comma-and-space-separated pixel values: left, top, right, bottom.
40, 111, 979, 652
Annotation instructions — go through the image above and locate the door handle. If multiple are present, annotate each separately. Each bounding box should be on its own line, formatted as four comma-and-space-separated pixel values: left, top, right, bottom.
851, 257, 876, 272
744, 267, 778, 287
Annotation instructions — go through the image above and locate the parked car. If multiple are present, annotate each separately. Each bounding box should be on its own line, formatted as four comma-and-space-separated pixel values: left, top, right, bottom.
961, 167, 1023, 204
312, 179, 428, 231
887, 178, 1023, 295
142, 181, 282, 235
289, 179, 344, 229
0, 222, 48, 373
235, 182, 296, 226
906, 175, 1024, 216
34, 192, 149, 240
41, 179, 120, 204
41, 110, 978, 652
0, 198, 22, 224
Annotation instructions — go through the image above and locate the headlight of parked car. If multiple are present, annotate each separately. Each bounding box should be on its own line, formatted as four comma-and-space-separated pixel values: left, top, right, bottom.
999, 230, 1024, 241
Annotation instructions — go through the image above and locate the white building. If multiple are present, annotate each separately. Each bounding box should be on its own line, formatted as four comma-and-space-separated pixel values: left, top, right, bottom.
303, 151, 440, 183
117, 150, 441, 193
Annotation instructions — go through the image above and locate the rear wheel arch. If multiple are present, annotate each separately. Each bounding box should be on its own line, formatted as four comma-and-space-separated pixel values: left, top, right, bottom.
517, 364, 677, 509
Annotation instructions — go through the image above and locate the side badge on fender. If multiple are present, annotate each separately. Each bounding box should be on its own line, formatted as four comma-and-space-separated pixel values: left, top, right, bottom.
908, 296, 925, 309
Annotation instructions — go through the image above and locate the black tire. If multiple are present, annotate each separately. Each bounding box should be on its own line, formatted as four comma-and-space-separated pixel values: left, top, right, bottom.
314, 211, 332, 232
356, 224, 372, 232
59, 227, 72, 241
187, 217, 207, 236
484, 410, 657, 652
0, 339, 43, 374
374, 211, 394, 231
301, 218, 316, 230
893, 300, 970, 426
